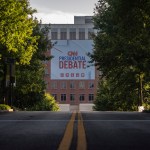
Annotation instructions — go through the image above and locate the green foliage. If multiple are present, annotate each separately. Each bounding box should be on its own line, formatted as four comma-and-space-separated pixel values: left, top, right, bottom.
0, 104, 11, 110
0, 0, 53, 109
0, 0, 38, 64
93, 80, 114, 111
31, 93, 59, 111
92, 0, 150, 76
0, 0, 40, 104
33, 24, 52, 61
14, 24, 52, 109
14, 62, 45, 108
93, 79, 138, 111
91, 0, 150, 110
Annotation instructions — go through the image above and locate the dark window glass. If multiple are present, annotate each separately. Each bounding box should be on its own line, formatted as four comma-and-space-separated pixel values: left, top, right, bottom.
79, 94, 84, 101
79, 28, 85, 40
70, 94, 75, 101
89, 94, 94, 101
61, 94, 66, 101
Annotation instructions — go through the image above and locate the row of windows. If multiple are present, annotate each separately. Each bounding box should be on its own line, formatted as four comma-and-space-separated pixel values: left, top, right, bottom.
52, 32, 92, 40
51, 28, 93, 33
48, 81, 94, 89
52, 94, 94, 101
51, 28, 94, 40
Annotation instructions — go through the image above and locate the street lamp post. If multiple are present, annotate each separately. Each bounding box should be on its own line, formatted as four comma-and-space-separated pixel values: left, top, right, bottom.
4, 57, 16, 106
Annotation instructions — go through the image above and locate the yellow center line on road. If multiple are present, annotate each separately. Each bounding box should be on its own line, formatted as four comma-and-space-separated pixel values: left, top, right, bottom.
77, 112, 87, 150
57, 111, 87, 150
58, 111, 76, 150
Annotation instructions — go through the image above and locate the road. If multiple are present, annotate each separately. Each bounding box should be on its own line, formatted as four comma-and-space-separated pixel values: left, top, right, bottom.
82, 111, 150, 150
0, 111, 150, 150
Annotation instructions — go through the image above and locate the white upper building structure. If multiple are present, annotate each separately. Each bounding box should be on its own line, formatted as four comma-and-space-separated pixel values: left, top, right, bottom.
49, 16, 96, 40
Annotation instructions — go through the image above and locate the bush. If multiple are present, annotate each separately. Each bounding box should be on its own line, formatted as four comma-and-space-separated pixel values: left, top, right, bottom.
143, 103, 150, 113
31, 93, 59, 111
0, 104, 11, 110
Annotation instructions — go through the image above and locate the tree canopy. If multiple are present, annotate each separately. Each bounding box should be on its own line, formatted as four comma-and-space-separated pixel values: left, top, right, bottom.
90, 0, 150, 110
0, 0, 38, 64
14, 24, 52, 109
0, 0, 59, 111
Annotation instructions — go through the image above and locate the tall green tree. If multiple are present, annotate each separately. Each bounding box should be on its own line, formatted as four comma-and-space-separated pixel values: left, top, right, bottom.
0, 0, 38, 64
0, 0, 39, 103
0, 0, 58, 110
90, 0, 150, 110
14, 24, 52, 109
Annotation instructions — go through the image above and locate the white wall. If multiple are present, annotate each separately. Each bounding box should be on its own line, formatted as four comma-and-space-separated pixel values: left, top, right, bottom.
58, 104, 94, 111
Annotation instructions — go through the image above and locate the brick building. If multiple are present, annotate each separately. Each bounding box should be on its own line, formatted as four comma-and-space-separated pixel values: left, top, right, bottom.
44, 16, 99, 105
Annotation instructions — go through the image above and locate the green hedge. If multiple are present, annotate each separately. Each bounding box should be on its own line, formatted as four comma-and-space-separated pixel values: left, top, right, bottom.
0, 104, 11, 110
30, 93, 59, 111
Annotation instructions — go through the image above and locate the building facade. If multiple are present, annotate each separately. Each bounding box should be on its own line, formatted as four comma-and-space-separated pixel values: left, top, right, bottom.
44, 16, 99, 105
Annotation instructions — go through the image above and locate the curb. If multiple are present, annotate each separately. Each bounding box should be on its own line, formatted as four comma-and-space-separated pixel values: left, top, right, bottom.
0, 109, 13, 113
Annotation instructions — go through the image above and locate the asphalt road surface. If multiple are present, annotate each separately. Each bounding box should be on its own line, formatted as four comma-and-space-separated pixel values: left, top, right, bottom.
0, 111, 150, 150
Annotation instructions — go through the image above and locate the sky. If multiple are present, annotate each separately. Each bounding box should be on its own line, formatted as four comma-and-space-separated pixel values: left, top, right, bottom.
29, 0, 98, 24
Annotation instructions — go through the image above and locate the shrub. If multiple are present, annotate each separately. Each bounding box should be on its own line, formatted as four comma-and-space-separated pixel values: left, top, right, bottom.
0, 104, 11, 110
31, 93, 59, 111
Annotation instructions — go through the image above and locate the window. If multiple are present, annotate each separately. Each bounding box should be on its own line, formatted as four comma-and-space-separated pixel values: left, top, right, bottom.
51, 28, 58, 40
89, 94, 94, 101
70, 28, 76, 40
79, 81, 85, 89
88, 82, 94, 89
52, 94, 57, 100
70, 94, 75, 101
60, 28, 67, 40
70, 81, 75, 89
79, 28, 85, 40
85, 18, 92, 24
51, 81, 57, 89
61, 94, 66, 101
61, 81, 67, 89
79, 94, 84, 101
70, 32, 76, 40
51, 32, 57, 40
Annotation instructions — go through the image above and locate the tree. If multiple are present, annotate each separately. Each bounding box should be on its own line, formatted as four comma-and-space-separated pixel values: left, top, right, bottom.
31, 93, 59, 111
13, 24, 52, 109
0, 0, 38, 64
0, 0, 56, 110
94, 77, 138, 111
0, 0, 39, 103
90, 0, 150, 110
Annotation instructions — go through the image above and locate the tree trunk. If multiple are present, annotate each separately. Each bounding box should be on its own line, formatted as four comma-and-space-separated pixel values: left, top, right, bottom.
139, 74, 143, 106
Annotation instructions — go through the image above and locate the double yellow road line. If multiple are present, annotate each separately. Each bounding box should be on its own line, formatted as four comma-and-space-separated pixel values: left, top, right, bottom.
58, 112, 87, 150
